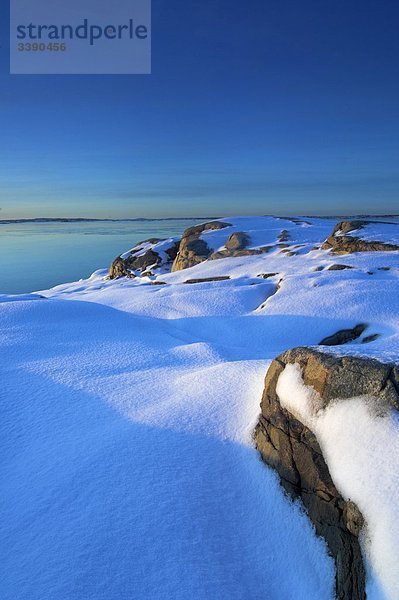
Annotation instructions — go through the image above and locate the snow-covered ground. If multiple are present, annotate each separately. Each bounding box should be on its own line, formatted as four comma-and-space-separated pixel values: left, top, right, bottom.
1, 216, 399, 600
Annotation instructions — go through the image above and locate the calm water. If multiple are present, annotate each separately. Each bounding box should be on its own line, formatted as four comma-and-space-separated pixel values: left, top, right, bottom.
0, 219, 201, 295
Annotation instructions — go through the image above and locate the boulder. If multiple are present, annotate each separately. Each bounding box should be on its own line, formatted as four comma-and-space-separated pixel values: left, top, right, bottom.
328, 264, 353, 271
255, 348, 399, 599
322, 221, 399, 254
172, 221, 231, 271
225, 231, 250, 251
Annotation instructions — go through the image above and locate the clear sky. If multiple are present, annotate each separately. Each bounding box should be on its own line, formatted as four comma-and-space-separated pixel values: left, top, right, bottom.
1, 0, 399, 218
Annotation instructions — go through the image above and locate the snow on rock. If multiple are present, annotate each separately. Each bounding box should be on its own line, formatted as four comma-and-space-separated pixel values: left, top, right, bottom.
273, 349, 399, 600
109, 237, 180, 278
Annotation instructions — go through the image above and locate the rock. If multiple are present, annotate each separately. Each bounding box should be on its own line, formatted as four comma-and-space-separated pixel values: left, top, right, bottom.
362, 333, 381, 344
184, 276, 231, 284
322, 220, 399, 254
165, 241, 180, 262
109, 239, 179, 279
328, 264, 353, 271
319, 323, 367, 346
108, 258, 136, 279
225, 231, 250, 251
257, 272, 279, 279
278, 229, 290, 242
126, 249, 161, 272
210, 246, 272, 260
255, 348, 399, 599
172, 221, 231, 272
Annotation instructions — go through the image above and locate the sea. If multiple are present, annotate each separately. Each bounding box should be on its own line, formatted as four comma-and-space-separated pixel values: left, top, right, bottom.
0, 218, 202, 295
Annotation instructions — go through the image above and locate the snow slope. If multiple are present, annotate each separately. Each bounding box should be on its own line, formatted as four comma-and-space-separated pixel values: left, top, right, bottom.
1, 215, 399, 600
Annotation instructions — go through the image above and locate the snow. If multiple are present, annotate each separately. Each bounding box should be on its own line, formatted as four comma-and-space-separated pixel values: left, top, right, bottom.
277, 364, 399, 600
356, 220, 399, 246
1, 215, 399, 599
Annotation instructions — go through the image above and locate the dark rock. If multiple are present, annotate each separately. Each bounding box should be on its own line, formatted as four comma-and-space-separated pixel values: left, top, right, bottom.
255, 347, 399, 599
319, 324, 367, 346
362, 333, 381, 344
150, 281, 167, 285
172, 221, 231, 272
322, 221, 399, 254
165, 241, 180, 262
328, 264, 354, 271
126, 249, 161, 272
184, 276, 230, 284
257, 272, 279, 279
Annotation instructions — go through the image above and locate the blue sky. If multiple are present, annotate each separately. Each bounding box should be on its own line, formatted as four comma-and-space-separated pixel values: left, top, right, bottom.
1, 0, 399, 218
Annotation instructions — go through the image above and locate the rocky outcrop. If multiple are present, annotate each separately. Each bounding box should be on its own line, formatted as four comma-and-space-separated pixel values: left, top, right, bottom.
109, 240, 179, 279
171, 221, 231, 272
255, 348, 399, 599
322, 221, 399, 254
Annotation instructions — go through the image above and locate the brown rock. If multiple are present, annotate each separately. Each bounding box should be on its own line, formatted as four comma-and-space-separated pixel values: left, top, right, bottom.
225, 231, 250, 251
255, 347, 399, 599
328, 264, 354, 271
210, 245, 272, 260
322, 220, 399, 254
255, 348, 399, 600
172, 221, 231, 272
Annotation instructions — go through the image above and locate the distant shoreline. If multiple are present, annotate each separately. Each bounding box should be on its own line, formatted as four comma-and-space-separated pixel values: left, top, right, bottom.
1, 214, 398, 225
0, 217, 217, 224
